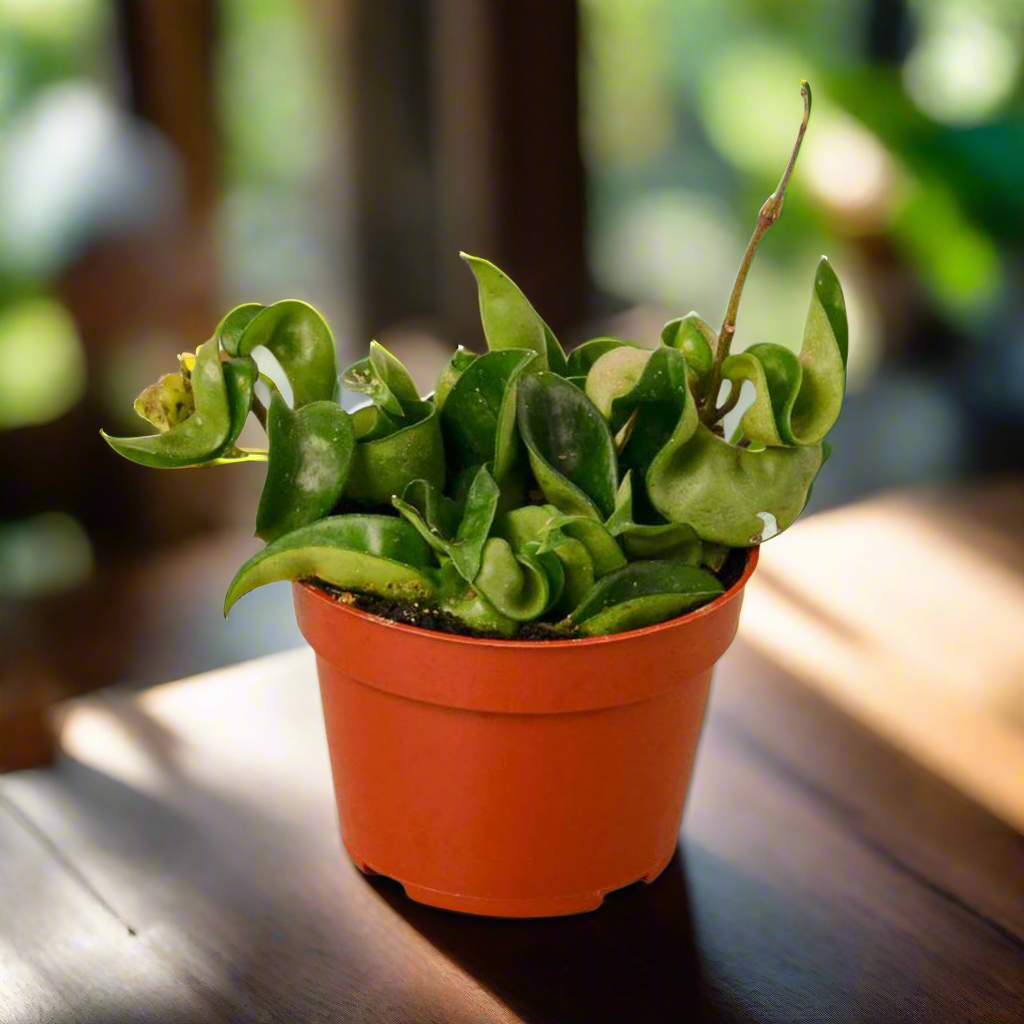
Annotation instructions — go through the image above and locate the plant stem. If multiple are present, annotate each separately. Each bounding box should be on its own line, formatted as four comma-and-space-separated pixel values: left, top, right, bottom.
252, 396, 269, 432
706, 379, 741, 427
702, 80, 812, 424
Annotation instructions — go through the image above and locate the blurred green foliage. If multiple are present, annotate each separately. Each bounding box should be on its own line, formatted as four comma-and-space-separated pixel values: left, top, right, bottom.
0, 0, 108, 428
582, 0, 1024, 376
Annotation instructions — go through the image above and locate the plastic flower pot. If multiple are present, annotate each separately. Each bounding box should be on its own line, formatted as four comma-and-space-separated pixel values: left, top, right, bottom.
292, 547, 758, 918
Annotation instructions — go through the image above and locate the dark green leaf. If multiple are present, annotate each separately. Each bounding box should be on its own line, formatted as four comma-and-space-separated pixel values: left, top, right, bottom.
439, 349, 537, 476
345, 400, 445, 505
517, 372, 618, 519
216, 300, 338, 408
255, 393, 355, 543
222, 355, 258, 447
569, 561, 723, 636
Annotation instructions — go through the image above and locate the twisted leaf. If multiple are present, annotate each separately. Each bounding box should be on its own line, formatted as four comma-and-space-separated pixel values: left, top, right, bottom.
605, 347, 693, 497
647, 395, 826, 545
439, 348, 537, 478
216, 300, 338, 408
345, 400, 445, 505
518, 372, 618, 520
342, 341, 419, 418
222, 355, 259, 445
569, 561, 723, 636
391, 479, 461, 556
607, 472, 702, 564
101, 338, 232, 468
351, 403, 400, 442
255, 393, 355, 543
224, 515, 437, 615
437, 562, 516, 637
496, 505, 595, 615
448, 465, 501, 581
722, 257, 847, 446
394, 465, 499, 583
544, 513, 626, 577
661, 313, 715, 397
474, 537, 563, 621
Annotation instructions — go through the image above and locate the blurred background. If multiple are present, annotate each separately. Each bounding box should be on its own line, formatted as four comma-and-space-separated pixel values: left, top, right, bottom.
1, 1, 1022, 760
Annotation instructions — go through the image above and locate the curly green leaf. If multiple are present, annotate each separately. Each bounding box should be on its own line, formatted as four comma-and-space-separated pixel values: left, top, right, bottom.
255, 393, 356, 543
345, 400, 445, 505
661, 313, 715, 397
101, 338, 232, 468
607, 472, 702, 563
722, 257, 847, 446
392, 478, 461, 556
518, 372, 618, 520
439, 348, 537, 478
342, 341, 419, 418
216, 300, 338, 408
569, 561, 723, 636
473, 537, 562, 621
224, 515, 437, 615
437, 561, 516, 638
647, 412, 826, 546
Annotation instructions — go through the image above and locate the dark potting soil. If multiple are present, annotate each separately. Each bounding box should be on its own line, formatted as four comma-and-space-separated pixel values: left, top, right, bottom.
316, 544, 751, 642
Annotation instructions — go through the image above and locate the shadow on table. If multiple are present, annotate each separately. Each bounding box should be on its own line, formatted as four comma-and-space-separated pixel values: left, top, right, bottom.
367, 845, 726, 1024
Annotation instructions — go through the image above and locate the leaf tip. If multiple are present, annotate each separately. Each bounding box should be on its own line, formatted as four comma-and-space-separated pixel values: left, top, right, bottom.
800, 79, 812, 115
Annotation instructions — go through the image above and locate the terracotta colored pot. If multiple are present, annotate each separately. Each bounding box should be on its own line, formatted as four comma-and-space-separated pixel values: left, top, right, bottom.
293, 547, 757, 918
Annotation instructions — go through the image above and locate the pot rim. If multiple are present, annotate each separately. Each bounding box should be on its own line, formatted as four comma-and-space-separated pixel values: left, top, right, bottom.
298, 545, 758, 650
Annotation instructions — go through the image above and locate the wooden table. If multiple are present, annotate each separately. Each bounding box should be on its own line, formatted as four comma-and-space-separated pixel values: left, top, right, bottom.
2, 643, 1022, 1023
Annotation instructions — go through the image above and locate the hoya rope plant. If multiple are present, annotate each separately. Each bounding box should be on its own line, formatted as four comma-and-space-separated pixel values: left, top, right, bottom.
102, 82, 845, 639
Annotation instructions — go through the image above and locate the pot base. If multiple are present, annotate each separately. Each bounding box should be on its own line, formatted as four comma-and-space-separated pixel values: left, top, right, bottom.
345, 839, 677, 918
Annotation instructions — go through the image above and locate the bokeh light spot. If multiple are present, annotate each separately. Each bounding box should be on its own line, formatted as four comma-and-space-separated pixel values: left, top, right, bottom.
0, 297, 86, 428
903, 3, 1021, 126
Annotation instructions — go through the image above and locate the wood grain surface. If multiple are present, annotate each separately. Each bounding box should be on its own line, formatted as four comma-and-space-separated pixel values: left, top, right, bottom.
1, 644, 1021, 1024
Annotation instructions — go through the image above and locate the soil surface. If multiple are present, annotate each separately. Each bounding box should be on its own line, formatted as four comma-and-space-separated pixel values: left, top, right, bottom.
316, 545, 750, 642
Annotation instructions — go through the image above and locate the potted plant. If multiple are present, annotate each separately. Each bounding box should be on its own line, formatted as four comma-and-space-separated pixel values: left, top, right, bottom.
102, 83, 845, 917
